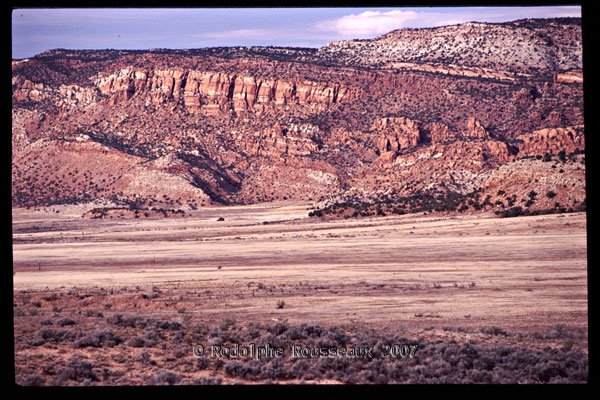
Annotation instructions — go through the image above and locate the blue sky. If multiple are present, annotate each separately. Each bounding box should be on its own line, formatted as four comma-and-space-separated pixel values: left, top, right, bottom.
12, 7, 581, 59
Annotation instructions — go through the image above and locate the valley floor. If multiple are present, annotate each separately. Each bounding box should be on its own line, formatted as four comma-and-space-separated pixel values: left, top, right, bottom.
12, 204, 588, 384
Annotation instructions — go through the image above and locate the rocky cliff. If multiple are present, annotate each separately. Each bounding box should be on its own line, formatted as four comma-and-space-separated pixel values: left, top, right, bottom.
11, 18, 585, 216
94, 67, 358, 115
517, 126, 584, 157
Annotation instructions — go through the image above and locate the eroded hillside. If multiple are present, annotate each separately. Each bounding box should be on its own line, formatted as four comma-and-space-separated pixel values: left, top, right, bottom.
12, 18, 585, 218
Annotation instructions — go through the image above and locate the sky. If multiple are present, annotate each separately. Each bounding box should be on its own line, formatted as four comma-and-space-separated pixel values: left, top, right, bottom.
12, 6, 581, 59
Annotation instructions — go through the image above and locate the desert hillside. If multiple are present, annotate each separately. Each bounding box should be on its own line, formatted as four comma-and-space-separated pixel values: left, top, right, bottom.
12, 18, 585, 218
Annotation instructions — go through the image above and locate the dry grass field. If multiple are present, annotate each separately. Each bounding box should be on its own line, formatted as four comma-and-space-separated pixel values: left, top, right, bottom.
12, 203, 588, 384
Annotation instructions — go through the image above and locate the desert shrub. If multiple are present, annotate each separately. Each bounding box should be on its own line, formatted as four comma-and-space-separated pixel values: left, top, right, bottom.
73, 330, 123, 348
196, 356, 210, 370
126, 337, 147, 348
267, 321, 290, 336
144, 329, 164, 344
107, 314, 180, 331
57, 360, 97, 383
43, 293, 59, 301
85, 310, 104, 318
171, 331, 185, 344
290, 359, 310, 378
481, 326, 509, 336
261, 358, 288, 380
139, 349, 155, 365
219, 318, 236, 331
301, 324, 326, 338
224, 360, 263, 379
157, 320, 182, 331
57, 318, 77, 327
285, 325, 306, 340
496, 206, 525, 218
558, 150, 566, 162
20, 315, 588, 384
40, 328, 75, 343
150, 370, 182, 385
543, 153, 552, 162
27, 337, 46, 347
191, 376, 223, 385
22, 374, 45, 386
107, 313, 143, 328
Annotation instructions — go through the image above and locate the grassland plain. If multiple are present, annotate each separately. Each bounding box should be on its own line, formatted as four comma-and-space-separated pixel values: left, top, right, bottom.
12, 203, 588, 384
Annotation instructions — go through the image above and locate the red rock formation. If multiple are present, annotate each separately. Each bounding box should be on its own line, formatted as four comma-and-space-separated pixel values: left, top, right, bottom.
426, 122, 455, 143
464, 117, 490, 139
238, 123, 319, 158
517, 126, 584, 157
554, 71, 583, 84
394, 140, 512, 171
12, 79, 46, 102
373, 117, 422, 156
94, 67, 357, 115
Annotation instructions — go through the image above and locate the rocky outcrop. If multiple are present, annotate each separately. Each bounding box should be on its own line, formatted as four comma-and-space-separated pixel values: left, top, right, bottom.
554, 71, 583, 84
58, 85, 97, 106
94, 67, 357, 115
12, 78, 98, 108
12, 79, 46, 102
385, 62, 529, 83
393, 140, 513, 171
237, 123, 320, 158
425, 122, 456, 143
464, 117, 490, 139
373, 117, 422, 159
517, 126, 584, 157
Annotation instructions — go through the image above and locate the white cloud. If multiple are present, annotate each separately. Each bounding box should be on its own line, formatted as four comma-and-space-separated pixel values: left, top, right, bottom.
315, 7, 581, 39
316, 10, 424, 37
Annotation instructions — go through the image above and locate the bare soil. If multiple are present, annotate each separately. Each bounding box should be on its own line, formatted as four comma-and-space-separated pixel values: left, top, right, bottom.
12, 203, 588, 384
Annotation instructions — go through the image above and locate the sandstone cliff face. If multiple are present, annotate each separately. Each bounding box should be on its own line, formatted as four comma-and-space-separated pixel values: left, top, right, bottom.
393, 140, 513, 171
517, 126, 584, 157
237, 123, 320, 158
12, 79, 46, 102
373, 117, 422, 159
94, 67, 357, 115
58, 84, 97, 107
464, 117, 490, 139
349, 138, 515, 199
425, 122, 456, 144
12, 77, 98, 109
385, 62, 529, 82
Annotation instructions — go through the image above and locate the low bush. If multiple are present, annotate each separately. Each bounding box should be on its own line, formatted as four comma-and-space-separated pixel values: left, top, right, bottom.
73, 330, 123, 348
